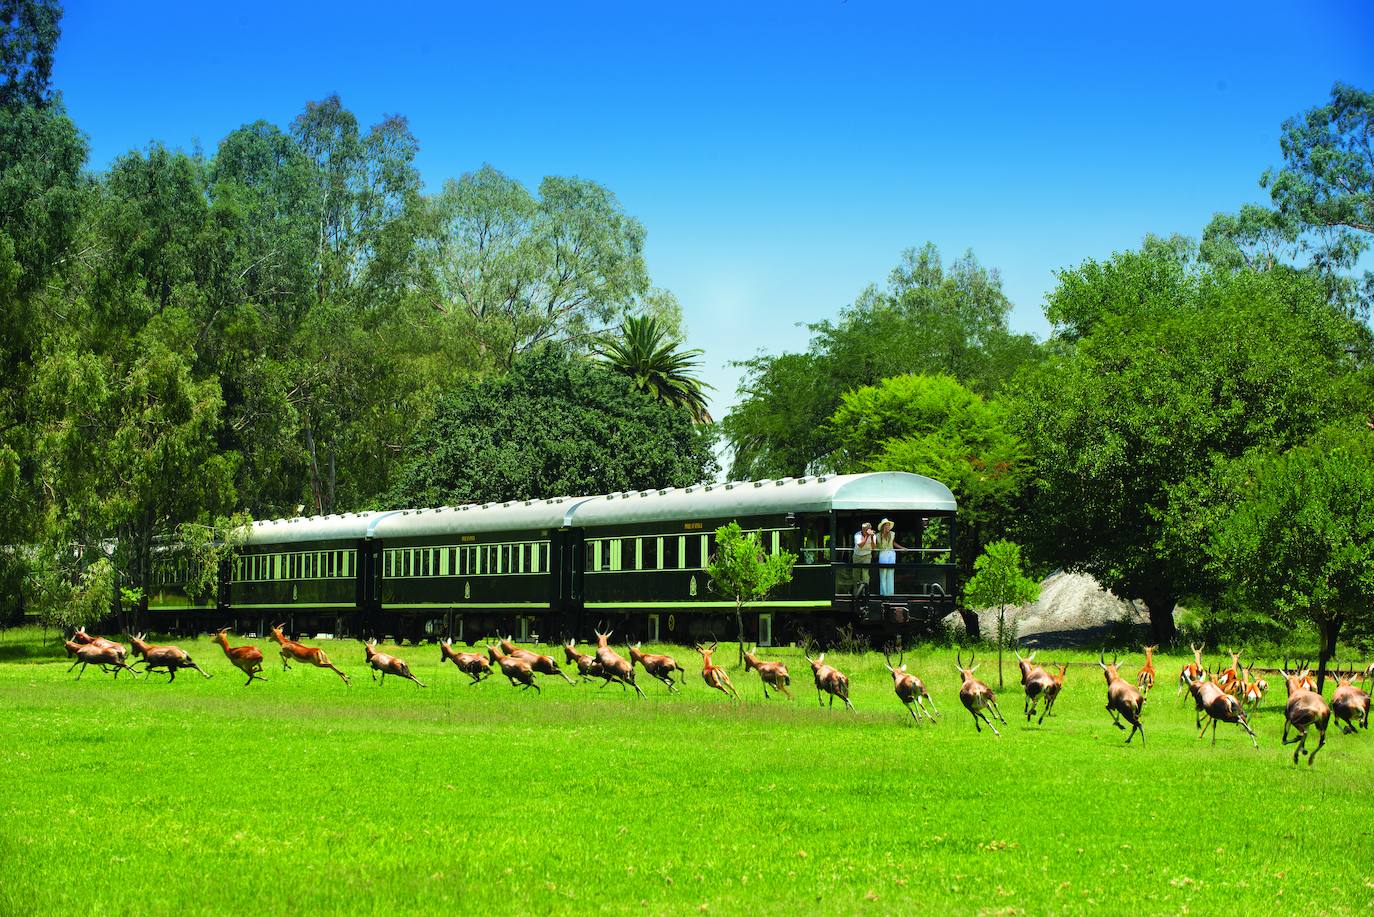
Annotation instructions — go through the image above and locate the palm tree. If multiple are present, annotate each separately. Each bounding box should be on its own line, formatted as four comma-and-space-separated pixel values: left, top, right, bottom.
595, 315, 714, 423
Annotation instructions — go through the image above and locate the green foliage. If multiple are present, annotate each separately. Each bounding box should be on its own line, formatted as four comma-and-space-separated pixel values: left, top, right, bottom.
1208, 427, 1374, 672
0, 0, 61, 109
706, 520, 797, 661
1204, 82, 1374, 318
419, 164, 650, 372
722, 243, 1040, 479
594, 313, 712, 422
1012, 242, 1370, 640
31, 556, 113, 632
386, 348, 718, 507
963, 540, 1040, 687
174, 511, 253, 602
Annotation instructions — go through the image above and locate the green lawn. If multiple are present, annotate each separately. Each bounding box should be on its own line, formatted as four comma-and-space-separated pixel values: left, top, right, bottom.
2, 630, 1371, 915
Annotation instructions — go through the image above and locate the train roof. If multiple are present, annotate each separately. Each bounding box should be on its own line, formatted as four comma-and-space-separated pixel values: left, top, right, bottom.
242, 472, 955, 545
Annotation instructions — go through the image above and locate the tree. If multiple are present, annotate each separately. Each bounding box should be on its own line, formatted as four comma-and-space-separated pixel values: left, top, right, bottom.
1208, 427, 1374, 690
1203, 83, 1374, 318
385, 348, 718, 508
826, 373, 1028, 639
595, 314, 713, 422
705, 521, 796, 665
721, 243, 1040, 479
419, 165, 650, 372
962, 541, 1040, 689
1011, 242, 1369, 642
0, 0, 61, 109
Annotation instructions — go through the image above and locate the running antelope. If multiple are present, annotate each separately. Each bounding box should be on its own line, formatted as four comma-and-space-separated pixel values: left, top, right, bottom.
805, 652, 854, 712
884, 649, 938, 723
1136, 645, 1158, 695
1215, 649, 1243, 696
440, 639, 492, 684
1015, 650, 1056, 724
628, 643, 686, 694
65, 639, 139, 680
696, 642, 740, 700
127, 633, 210, 681
363, 640, 426, 687
742, 645, 793, 700
1177, 643, 1207, 696
500, 637, 576, 685
1331, 668, 1369, 735
563, 640, 602, 682
1100, 651, 1146, 745
213, 628, 265, 685
269, 624, 350, 685
592, 627, 645, 698
1042, 663, 1067, 718
1240, 665, 1268, 712
955, 649, 1004, 736
488, 644, 540, 692
72, 628, 128, 665
1187, 674, 1258, 748
1282, 658, 1318, 696
1279, 662, 1331, 764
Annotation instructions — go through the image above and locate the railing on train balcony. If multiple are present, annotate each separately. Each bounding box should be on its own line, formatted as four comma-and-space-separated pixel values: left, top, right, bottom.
832, 547, 954, 601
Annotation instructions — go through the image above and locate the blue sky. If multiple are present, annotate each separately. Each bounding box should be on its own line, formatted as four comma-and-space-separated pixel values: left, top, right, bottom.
54, 1, 1374, 418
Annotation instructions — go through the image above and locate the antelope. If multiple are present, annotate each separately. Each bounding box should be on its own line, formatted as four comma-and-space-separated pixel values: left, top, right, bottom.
628, 643, 686, 694
65, 639, 139, 680
884, 649, 937, 723
269, 624, 350, 685
72, 628, 129, 665
487, 643, 539, 692
1041, 663, 1067, 718
440, 639, 492, 684
1187, 674, 1258, 748
696, 642, 740, 700
563, 640, 603, 682
500, 637, 576, 685
363, 640, 426, 687
1177, 642, 1207, 696
592, 627, 645, 698
214, 628, 266, 685
955, 649, 1004, 735
1215, 649, 1243, 696
1015, 649, 1056, 723
1281, 658, 1318, 696
805, 652, 854, 712
127, 633, 210, 681
1240, 665, 1268, 711
1330, 668, 1369, 735
1279, 662, 1331, 764
742, 645, 793, 700
1100, 651, 1146, 745
1136, 645, 1157, 695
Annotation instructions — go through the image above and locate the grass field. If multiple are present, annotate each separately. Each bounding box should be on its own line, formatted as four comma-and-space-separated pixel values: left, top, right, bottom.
2, 629, 1372, 916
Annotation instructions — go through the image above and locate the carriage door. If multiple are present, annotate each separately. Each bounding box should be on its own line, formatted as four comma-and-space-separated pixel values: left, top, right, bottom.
554, 528, 586, 611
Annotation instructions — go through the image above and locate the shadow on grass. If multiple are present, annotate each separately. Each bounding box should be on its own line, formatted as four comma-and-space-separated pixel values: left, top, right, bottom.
0, 627, 67, 662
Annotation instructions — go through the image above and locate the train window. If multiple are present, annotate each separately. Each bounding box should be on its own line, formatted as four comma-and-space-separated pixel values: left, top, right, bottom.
401, 551, 410, 578
538, 543, 549, 573
431, 549, 440, 575
325, 552, 334, 578
417, 550, 427, 577
383, 552, 391, 578
618, 538, 635, 572
684, 535, 701, 569
444, 548, 454, 576
704, 534, 715, 565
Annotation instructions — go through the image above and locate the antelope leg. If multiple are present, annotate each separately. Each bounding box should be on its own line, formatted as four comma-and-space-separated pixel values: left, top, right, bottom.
1308, 728, 1326, 764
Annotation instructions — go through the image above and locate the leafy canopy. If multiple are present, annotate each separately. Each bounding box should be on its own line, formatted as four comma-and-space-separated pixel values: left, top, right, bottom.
385, 348, 718, 508
595, 314, 712, 423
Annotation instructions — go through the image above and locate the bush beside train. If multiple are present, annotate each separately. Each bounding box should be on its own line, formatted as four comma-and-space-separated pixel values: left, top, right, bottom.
144, 472, 959, 646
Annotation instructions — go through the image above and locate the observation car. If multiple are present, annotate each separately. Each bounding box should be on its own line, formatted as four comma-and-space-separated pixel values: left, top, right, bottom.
146, 471, 958, 646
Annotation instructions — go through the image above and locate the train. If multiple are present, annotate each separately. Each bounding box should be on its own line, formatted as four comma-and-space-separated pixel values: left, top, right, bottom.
145, 471, 959, 646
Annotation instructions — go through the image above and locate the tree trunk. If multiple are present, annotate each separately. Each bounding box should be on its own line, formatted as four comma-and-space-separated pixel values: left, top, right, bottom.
326, 443, 336, 515
1316, 613, 1343, 694
959, 609, 981, 641
736, 600, 745, 666
997, 604, 1005, 689
1139, 589, 1178, 645
304, 421, 323, 514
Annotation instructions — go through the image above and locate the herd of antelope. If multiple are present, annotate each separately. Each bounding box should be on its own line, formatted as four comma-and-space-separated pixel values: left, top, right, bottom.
59, 628, 1370, 764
